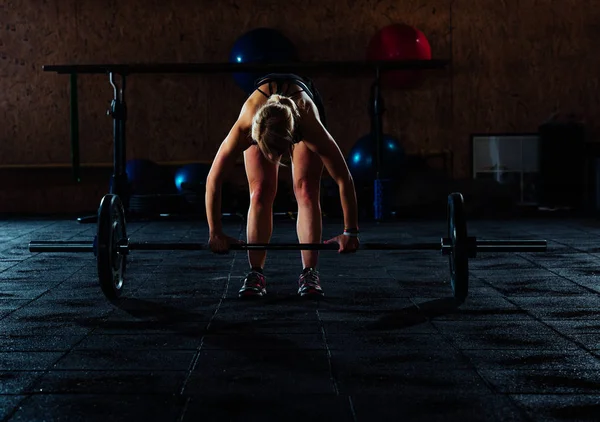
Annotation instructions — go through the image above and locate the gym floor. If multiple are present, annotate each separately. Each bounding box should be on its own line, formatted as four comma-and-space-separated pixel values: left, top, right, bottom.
1, 216, 599, 421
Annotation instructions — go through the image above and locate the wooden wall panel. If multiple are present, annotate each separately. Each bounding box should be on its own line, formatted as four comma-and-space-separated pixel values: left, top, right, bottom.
451, 0, 600, 175
1, 0, 599, 213
1, 0, 450, 168
1, 0, 76, 164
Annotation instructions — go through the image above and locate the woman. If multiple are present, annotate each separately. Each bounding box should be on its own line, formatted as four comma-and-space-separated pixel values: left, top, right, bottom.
205, 73, 360, 299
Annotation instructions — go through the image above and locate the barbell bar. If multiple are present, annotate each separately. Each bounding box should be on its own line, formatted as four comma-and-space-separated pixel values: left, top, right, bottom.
28, 239, 548, 253
27, 192, 548, 303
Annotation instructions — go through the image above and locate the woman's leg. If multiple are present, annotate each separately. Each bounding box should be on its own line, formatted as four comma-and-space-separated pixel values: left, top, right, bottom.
243, 145, 279, 270
291, 142, 324, 270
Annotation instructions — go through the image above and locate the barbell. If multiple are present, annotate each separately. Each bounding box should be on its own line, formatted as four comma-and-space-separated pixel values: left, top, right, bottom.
28, 193, 548, 303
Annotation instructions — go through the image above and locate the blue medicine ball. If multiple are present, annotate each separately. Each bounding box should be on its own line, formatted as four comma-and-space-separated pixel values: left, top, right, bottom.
174, 163, 211, 193
347, 133, 406, 182
229, 27, 298, 94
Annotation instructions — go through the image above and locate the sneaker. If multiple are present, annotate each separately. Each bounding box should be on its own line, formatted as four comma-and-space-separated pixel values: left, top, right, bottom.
238, 270, 267, 298
298, 268, 324, 298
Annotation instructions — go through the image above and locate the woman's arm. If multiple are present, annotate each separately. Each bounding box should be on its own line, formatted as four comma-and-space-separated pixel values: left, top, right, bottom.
205, 129, 244, 236
206, 106, 253, 239
300, 103, 360, 234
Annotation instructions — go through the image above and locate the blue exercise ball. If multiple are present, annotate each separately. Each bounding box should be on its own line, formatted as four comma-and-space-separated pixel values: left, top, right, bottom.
229, 27, 298, 94
125, 159, 162, 194
174, 163, 212, 193
347, 133, 405, 182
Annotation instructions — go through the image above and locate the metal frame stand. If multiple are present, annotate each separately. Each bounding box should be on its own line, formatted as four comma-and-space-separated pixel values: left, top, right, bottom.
78, 67, 393, 223
78, 72, 130, 223
108, 73, 130, 208
370, 69, 389, 221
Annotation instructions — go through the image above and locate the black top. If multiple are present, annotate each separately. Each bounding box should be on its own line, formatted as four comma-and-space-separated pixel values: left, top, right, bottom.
253, 73, 317, 144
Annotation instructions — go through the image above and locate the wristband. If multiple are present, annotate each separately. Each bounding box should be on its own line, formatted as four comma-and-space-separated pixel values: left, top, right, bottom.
343, 231, 359, 237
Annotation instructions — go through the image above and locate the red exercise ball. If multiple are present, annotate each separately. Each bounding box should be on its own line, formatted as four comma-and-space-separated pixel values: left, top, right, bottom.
366, 23, 432, 89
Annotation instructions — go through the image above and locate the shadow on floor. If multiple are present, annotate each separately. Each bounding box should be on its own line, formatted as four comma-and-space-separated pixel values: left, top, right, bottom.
365, 298, 460, 330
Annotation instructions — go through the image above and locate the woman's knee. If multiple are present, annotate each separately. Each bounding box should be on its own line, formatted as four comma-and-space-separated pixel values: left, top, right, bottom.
249, 181, 277, 206
293, 178, 320, 207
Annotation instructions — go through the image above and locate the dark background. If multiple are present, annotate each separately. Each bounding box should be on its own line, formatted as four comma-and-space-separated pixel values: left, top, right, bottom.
1, 0, 598, 214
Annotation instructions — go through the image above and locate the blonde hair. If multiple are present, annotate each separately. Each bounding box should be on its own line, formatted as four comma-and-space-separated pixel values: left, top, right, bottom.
251, 94, 300, 165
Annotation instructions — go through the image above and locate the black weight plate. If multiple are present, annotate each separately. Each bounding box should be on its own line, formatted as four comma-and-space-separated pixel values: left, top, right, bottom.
448, 192, 468, 302
97, 194, 127, 300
